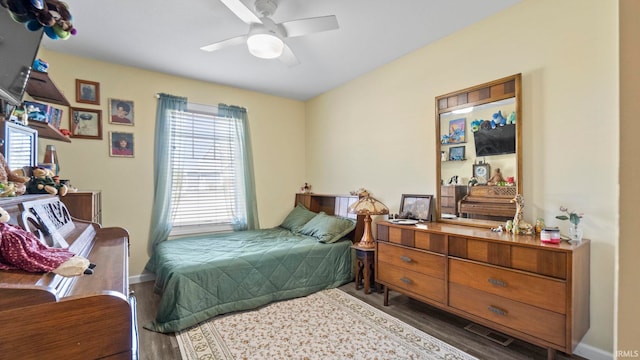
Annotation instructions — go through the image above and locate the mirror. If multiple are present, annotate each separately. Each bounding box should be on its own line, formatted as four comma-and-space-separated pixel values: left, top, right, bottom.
435, 74, 522, 228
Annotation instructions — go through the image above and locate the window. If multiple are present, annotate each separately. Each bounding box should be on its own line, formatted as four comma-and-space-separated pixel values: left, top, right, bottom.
3, 120, 37, 170
168, 105, 246, 236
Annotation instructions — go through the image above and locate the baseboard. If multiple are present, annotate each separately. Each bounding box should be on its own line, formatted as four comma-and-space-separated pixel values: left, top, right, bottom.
129, 272, 155, 285
574, 342, 613, 360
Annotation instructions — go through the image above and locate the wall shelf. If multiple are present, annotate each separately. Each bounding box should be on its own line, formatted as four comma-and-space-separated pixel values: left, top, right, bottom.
26, 71, 70, 106
27, 121, 71, 142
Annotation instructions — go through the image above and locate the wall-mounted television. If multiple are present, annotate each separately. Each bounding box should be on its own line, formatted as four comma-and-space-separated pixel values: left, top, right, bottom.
473, 124, 516, 157
0, 9, 44, 108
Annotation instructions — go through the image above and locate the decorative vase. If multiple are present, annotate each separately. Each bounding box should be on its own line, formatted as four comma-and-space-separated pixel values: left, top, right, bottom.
569, 222, 583, 242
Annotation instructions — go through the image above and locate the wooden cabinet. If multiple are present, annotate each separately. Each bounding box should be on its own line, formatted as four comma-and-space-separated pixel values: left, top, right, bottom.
375, 221, 590, 358
60, 190, 102, 223
440, 185, 467, 217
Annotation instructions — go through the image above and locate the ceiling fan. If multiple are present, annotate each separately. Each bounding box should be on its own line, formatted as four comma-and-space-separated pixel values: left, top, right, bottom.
201, 0, 339, 66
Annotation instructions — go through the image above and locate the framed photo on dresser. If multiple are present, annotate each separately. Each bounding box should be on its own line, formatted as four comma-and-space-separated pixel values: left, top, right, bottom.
399, 194, 433, 222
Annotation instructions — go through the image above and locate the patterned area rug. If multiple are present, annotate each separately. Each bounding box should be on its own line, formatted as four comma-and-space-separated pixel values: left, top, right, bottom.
176, 288, 478, 360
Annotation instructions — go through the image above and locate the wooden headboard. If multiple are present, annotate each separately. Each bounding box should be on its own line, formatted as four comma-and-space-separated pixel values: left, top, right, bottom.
295, 193, 364, 243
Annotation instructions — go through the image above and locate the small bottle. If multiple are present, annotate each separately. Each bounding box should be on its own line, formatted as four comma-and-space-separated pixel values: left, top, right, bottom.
535, 218, 545, 234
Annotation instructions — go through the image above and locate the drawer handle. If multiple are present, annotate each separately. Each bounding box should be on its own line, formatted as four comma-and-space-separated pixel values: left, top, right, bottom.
488, 305, 508, 316
400, 256, 413, 263
488, 278, 507, 287
400, 277, 413, 284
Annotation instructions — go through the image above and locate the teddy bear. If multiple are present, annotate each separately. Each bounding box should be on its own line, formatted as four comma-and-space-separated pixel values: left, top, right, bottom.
0, 153, 29, 197
0, 206, 94, 276
26, 167, 68, 196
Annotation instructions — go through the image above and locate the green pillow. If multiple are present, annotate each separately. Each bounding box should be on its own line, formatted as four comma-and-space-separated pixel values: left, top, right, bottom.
280, 203, 317, 232
298, 212, 356, 243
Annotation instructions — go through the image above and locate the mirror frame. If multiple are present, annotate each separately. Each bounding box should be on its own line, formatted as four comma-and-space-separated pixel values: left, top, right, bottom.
435, 73, 522, 228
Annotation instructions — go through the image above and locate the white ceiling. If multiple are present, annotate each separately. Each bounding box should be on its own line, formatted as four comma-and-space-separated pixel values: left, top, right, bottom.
41, 0, 521, 101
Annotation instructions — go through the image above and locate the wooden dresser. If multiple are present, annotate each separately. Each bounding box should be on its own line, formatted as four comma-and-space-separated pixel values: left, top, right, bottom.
0, 195, 137, 359
376, 221, 589, 359
440, 185, 467, 217
60, 190, 102, 223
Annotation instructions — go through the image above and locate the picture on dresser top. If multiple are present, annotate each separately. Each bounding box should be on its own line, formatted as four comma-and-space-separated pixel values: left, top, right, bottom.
399, 194, 433, 221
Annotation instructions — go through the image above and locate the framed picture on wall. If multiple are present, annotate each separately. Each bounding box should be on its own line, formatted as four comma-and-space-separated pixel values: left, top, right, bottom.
448, 118, 466, 144
109, 131, 134, 157
109, 99, 134, 125
70, 107, 102, 139
75, 79, 100, 105
399, 194, 433, 222
448, 146, 465, 161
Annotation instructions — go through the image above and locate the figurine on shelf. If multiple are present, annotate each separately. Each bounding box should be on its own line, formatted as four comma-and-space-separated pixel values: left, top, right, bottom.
300, 182, 312, 194
487, 168, 505, 186
510, 194, 533, 235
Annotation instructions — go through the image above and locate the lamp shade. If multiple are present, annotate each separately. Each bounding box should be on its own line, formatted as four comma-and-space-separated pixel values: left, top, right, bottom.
347, 195, 389, 216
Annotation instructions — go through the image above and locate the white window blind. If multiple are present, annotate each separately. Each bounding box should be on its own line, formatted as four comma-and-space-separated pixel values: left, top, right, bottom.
169, 107, 241, 235
4, 122, 37, 170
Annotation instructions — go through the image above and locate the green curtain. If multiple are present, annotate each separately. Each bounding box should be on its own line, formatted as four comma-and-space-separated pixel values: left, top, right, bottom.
148, 93, 187, 254
218, 103, 260, 231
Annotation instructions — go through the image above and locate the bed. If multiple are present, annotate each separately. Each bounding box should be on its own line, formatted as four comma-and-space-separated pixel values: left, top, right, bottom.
144, 193, 362, 333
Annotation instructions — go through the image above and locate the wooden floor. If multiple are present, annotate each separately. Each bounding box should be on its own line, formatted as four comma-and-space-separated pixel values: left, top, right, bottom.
132, 281, 585, 360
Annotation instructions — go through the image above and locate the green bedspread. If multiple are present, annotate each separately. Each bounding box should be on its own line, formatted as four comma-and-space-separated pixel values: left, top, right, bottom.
144, 227, 353, 333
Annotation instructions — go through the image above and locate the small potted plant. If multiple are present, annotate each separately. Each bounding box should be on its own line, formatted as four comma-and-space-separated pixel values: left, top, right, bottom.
556, 206, 583, 242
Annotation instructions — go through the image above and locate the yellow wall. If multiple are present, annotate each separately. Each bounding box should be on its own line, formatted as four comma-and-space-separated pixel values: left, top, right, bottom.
31, 49, 307, 278
618, 0, 639, 357
306, 0, 617, 355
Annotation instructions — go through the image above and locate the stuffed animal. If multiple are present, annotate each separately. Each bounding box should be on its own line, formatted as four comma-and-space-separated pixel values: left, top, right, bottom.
26, 167, 68, 196
493, 110, 507, 126
487, 168, 506, 186
470, 119, 483, 132
0, 153, 28, 196
0, 206, 94, 276
1, 0, 77, 40
492, 110, 507, 127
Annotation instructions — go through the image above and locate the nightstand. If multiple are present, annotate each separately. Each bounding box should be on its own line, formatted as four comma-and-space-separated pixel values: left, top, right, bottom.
353, 246, 380, 294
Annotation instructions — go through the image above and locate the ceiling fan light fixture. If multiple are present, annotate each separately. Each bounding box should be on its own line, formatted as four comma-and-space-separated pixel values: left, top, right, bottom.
247, 33, 284, 59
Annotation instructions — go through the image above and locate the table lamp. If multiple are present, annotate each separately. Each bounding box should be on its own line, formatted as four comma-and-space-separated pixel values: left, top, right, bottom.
42, 145, 60, 175
348, 193, 389, 249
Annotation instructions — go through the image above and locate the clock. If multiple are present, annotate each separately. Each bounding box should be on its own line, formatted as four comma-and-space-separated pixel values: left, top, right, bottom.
473, 164, 491, 184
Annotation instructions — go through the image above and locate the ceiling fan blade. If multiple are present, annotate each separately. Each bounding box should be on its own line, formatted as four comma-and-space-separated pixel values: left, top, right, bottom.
279, 43, 300, 67
280, 15, 339, 37
200, 35, 248, 52
220, 0, 262, 24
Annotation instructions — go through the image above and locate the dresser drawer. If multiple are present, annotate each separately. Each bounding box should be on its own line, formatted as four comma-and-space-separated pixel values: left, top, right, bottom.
378, 263, 445, 303
441, 196, 456, 208
449, 259, 566, 314
378, 242, 445, 279
449, 283, 566, 347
